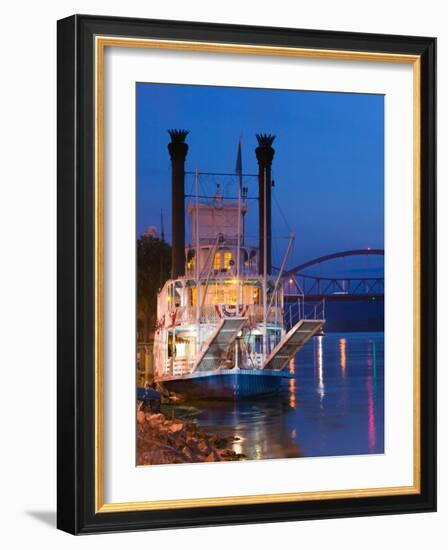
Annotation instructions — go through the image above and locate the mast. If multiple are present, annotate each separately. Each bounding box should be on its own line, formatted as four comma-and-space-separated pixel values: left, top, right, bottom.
195, 168, 200, 353
242, 187, 246, 245
266, 232, 295, 320
236, 178, 241, 311
236, 179, 242, 370
235, 134, 243, 311
199, 235, 220, 314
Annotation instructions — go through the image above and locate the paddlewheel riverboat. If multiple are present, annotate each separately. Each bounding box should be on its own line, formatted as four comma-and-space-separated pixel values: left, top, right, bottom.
153, 131, 324, 399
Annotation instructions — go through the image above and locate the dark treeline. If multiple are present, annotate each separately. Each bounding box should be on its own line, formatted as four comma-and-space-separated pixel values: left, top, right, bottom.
137, 235, 171, 342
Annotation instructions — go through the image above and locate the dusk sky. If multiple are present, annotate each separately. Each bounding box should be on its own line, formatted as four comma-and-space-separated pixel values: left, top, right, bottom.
136, 83, 384, 276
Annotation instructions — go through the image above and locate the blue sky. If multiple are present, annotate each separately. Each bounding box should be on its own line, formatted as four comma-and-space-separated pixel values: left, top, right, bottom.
136, 83, 384, 275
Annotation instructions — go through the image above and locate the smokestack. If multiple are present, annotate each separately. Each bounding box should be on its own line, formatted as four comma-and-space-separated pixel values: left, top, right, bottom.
255, 133, 275, 275
168, 129, 189, 278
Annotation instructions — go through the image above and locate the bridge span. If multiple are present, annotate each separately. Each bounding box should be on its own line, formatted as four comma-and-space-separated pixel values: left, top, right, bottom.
279, 248, 384, 302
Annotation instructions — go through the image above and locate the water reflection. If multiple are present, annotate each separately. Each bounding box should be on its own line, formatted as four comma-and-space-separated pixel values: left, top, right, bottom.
289, 378, 296, 410
340, 337, 347, 377
232, 431, 244, 456
315, 336, 325, 403
173, 332, 384, 461
289, 357, 296, 409
366, 340, 378, 452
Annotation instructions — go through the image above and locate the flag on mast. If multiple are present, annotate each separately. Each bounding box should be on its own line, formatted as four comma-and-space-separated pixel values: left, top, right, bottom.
235, 134, 243, 190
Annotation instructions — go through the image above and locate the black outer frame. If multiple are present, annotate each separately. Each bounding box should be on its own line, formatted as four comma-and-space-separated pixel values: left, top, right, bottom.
57, 14, 436, 535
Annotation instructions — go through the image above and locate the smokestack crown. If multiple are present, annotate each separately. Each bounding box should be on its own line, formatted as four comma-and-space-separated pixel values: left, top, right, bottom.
256, 133, 275, 147
255, 133, 276, 165
168, 129, 189, 160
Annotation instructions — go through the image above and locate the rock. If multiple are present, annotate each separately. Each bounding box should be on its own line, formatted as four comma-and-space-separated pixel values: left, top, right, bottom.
147, 413, 165, 427
214, 437, 229, 449
182, 446, 193, 461
217, 449, 232, 457
197, 440, 209, 454
168, 422, 184, 433
158, 424, 170, 434
136, 408, 244, 466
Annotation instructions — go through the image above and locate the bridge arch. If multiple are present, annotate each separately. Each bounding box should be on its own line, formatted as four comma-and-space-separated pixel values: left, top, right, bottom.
285, 248, 384, 276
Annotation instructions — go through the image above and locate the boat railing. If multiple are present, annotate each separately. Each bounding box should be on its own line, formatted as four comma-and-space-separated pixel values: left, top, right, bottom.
247, 304, 283, 325
168, 304, 283, 327
174, 305, 220, 325
165, 357, 195, 377
186, 265, 260, 277
284, 298, 326, 331
245, 352, 264, 369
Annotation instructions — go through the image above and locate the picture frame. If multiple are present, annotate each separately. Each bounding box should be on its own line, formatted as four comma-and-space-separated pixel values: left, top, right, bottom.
57, 14, 436, 534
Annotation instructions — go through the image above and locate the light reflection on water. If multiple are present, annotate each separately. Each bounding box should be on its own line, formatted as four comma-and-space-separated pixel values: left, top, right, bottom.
315, 335, 325, 404
288, 357, 296, 410
366, 339, 377, 452
340, 337, 347, 377
176, 332, 384, 461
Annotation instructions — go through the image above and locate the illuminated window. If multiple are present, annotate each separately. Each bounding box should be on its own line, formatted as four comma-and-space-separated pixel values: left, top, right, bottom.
206, 285, 223, 305
223, 251, 232, 270
253, 287, 260, 305
189, 287, 196, 306
227, 287, 237, 304
187, 257, 195, 272
213, 253, 221, 270
204, 284, 238, 305
243, 285, 257, 304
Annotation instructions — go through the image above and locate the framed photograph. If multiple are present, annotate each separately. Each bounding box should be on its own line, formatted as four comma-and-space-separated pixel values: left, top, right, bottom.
57, 15, 436, 534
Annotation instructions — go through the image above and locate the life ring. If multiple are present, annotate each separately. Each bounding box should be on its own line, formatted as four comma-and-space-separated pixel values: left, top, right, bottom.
221, 304, 249, 318
222, 304, 236, 317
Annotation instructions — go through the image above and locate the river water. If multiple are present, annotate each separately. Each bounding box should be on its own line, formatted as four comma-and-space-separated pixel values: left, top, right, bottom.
173, 332, 384, 460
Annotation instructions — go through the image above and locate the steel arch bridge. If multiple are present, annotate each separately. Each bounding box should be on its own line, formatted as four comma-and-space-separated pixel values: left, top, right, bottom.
282, 248, 384, 302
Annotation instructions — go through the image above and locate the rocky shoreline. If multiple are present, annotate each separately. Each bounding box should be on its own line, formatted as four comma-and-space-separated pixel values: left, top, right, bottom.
137, 402, 246, 465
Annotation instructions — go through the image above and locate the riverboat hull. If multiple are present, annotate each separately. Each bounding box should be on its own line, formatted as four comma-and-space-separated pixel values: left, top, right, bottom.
157, 369, 292, 400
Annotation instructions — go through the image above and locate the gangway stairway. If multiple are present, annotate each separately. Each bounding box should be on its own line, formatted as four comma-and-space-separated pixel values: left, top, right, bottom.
192, 317, 247, 372
262, 319, 324, 371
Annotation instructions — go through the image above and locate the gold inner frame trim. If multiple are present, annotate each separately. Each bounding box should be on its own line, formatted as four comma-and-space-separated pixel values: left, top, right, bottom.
94, 35, 421, 513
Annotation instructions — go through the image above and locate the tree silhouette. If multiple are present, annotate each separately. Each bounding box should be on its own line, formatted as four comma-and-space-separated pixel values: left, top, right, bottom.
137, 235, 171, 341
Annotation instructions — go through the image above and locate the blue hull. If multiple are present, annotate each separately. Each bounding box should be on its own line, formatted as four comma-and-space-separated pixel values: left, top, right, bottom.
159, 369, 291, 400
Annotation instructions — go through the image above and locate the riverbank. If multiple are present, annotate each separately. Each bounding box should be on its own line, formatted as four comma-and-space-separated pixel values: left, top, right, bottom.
137, 402, 246, 465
